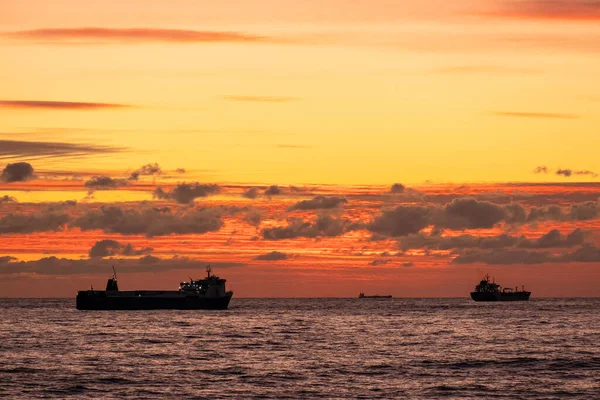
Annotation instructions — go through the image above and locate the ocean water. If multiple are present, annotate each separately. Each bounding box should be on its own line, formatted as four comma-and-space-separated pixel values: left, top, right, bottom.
0, 298, 598, 399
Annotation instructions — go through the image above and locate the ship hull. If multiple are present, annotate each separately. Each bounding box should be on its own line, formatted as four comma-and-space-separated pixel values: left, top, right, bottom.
76, 291, 233, 310
470, 292, 530, 302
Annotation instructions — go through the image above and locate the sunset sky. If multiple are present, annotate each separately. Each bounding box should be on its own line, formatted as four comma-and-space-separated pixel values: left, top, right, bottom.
1, 0, 599, 297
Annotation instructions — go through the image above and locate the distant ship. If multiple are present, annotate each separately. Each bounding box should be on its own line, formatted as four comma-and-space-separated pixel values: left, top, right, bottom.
470, 275, 530, 302
76, 266, 233, 310
358, 292, 392, 299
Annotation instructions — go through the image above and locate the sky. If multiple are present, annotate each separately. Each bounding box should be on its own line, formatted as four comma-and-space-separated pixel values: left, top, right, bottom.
0, 0, 599, 297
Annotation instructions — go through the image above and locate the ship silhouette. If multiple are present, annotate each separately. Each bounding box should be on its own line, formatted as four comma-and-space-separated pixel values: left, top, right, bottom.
470, 275, 530, 301
76, 265, 233, 310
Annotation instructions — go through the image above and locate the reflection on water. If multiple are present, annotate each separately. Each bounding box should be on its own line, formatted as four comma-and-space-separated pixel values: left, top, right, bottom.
1, 298, 598, 399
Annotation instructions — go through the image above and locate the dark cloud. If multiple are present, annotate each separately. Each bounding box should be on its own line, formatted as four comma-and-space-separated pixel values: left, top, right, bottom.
494, 1, 600, 21
440, 197, 509, 229
89, 239, 153, 258
244, 209, 262, 227
128, 163, 163, 181
556, 168, 598, 178
556, 168, 572, 177
452, 245, 600, 265
366, 197, 597, 238
0, 255, 242, 275
0, 195, 17, 203
0, 212, 69, 234
153, 183, 220, 204
524, 201, 600, 222
369, 259, 392, 266
223, 96, 299, 103
175, 168, 186, 174
0, 140, 123, 161
1, 162, 34, 182
242, 187, 259, 199
254, 251, 288, 261
0, 100, 130, 110
398, 229, 586, 251
492, 111, 579, 119
390, 183, 405, 194
570, 201, 599, 220
534, 166, 549, 174
288, 195, 347, 211
519, 228, 586, 249
5, 28, 275, 44
264, 185, 282, 196
262, 215, 350, 240
368, 206, 431, 237
84, 176, 127, 189
74, 205, 224, 237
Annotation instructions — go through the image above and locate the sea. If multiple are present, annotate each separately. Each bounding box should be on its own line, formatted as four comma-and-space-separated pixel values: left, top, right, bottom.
1, 298, 598, 399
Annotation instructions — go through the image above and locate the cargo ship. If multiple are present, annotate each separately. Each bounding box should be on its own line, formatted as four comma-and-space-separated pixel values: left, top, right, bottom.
470, 275, 530, 301
358, 293, 392, 299
76, 266, 233, 310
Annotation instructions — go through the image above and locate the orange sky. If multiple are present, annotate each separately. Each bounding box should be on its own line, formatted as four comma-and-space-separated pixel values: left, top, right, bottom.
0, 0, 599, 297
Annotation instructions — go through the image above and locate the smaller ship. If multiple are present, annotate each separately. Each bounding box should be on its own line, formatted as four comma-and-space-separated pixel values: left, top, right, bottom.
358, 292, 392, 299
470, 275, 531, 302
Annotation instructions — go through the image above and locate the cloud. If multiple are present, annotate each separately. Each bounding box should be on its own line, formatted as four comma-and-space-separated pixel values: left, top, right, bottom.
492, 111, 579, 119
369, 259, 392, 266
74, 205, 224, 237
223, 96, 299, 103
0, 140, 123, 161
435, 65, 540, 74
175, 168, 186, 174
367, 198, 534, 238
534, 166, 549, 174
264, 185, 282, 196
128, 163, 163, 181
0, 100, 130, 110
5, 28, 276, 44
153, 183, 220, 204
492, 1, 600, 21
0, 212, 69, 234
1, 162, 34, 182
519, 229, 586, 249
390, 183, 405, 194
84, 176, 127, 189
262, 215, 350, 240
440, 197, 512, 229
556, 168, 598, 178
452, 245, 600, 265
0, 255, 242, 275
89, 239, 153, 258
398, 228, 586, 251
368, 206, 431, 237
556, 168, 572, 177
254, 251, 288, 261
0, 195, 17, 203
242, 187, 259, 199
244, 209, 262, 227
288, 195, 347, 211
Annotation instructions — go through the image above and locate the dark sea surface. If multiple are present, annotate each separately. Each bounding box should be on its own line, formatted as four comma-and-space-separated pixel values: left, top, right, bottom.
0, 298, 599, 399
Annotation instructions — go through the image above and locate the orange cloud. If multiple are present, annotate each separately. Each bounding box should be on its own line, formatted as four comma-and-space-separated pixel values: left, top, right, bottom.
222, 96, 300, 103
492, 0, 600, 21
491, 111, 579, 119
4, 27, 274, 44
0, 100, 130, 110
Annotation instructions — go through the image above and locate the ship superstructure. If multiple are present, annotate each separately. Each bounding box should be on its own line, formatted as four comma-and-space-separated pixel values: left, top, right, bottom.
470, 275, 530, 301
76, 266, 233, 310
